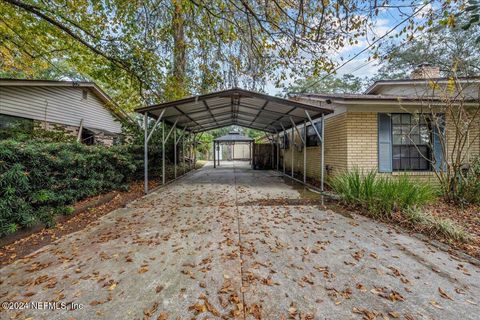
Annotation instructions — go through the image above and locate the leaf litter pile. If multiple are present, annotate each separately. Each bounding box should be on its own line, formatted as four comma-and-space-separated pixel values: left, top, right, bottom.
0, 164, 479, 319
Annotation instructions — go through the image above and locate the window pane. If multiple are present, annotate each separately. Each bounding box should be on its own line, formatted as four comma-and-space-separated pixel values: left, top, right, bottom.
393, 159, 401, 170
393, 146, 401, 159
401, 114, 411, 124
401, 125, 411, 134
410, 146, 420, 158
419, 158, 429, 170
391, 113, 432, 171
392, 114, 401, 124
411, 134, 420, 144
417, 145, 426, 154
420, 126, 430, 144
400, 146, 410, 157
410, 158, 420, 170
393, 135, 402, 144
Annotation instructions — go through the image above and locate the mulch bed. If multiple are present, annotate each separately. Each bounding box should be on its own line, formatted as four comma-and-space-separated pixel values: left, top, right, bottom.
424, 202, 480, 260
333, 200, 480, 261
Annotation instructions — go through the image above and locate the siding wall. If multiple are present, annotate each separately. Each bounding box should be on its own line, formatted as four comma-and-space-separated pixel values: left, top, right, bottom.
0, 86, 122, 133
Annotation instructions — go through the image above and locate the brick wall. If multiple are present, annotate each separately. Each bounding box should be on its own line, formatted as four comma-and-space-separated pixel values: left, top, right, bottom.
282, 113, 347, 180
280, 109, 480, 183
346, 112, 378, 171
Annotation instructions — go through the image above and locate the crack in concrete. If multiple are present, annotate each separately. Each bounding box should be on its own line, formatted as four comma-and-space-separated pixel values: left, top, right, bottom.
233, 161, 247, 319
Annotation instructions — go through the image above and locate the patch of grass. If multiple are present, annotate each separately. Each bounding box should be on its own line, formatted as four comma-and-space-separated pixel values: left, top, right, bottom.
329, 169, 472, 244
329, 169, 437, 217
404, 209, 473, 243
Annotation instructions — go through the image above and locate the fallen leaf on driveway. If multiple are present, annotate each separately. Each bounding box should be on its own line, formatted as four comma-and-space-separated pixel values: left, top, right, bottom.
430, 300, 444, 309
138, 266, 149, 274
438, 287, 453, 300
189, 302, 207, 314
143, 302, 158, 318
352, 307, 378, 320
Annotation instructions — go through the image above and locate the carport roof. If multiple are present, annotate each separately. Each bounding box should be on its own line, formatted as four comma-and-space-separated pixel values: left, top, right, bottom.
135, 88, 332, 133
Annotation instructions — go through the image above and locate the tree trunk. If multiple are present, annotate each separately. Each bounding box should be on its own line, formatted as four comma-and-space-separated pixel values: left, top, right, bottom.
172, 0, 186, 96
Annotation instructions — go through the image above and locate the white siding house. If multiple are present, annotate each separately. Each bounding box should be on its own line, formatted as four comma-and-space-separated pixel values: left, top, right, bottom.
0, 79, 129, 145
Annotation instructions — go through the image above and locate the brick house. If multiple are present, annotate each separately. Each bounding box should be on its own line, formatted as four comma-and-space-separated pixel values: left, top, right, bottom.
0, 79, 131, 146
283, 67, 480, 182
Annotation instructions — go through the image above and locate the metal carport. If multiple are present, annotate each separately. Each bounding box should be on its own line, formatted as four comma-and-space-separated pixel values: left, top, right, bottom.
135, 88, 332, 193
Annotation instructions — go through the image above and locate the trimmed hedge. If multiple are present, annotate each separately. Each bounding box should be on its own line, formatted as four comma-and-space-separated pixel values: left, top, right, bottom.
0, 140, 137, 236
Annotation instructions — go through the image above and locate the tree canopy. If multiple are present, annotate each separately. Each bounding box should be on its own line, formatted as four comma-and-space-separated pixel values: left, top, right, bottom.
283, 73, 365, 95
0, 0, 468, 112
375, 21, 480, 79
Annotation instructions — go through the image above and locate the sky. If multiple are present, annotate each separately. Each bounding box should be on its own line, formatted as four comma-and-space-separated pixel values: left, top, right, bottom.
265, 1, 435, 95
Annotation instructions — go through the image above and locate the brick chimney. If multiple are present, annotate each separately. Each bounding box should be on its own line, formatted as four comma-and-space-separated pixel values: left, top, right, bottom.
410, 63, 440, 79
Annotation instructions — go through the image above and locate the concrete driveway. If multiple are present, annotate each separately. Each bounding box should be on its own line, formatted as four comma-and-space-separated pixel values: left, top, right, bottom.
1, 161, 479, 319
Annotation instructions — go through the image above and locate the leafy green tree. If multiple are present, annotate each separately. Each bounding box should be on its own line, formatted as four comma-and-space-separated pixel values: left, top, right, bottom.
283, 74, 364, 94
375, 21, 480, 79
1, 0, 454, 110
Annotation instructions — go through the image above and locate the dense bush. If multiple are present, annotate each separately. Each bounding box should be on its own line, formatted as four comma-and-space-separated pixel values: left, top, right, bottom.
457, 156, 480, 205
0, 140, 137, 236
329, 169, 437, 217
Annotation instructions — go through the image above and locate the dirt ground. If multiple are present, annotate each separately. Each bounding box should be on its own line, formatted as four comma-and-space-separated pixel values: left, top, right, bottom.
1, 161, 479, 319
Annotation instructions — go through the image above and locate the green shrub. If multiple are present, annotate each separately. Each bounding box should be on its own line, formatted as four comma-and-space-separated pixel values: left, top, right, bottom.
329, 168, 437, 217
457, 156, 480, 205
0, 140, 137, 236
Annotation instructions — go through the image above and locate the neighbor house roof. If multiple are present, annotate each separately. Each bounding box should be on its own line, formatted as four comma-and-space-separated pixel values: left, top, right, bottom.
365, 77, 480, 94
0, 78, 132, 123
214, 131, 254, 142
136, 87, 332, 133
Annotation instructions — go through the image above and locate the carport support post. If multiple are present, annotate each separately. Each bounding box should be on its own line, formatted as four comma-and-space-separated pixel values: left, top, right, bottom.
270, 136, 274, 169
162, 120, 165, 185
303, 121, 307, 184
291, 126, 294, 178
193, 133, 197, 169
280, 123, 286, 175
174, 125, 177, 179
213, 141, 216, 168
182, 135, 185, 175
250, 141, 253, 169
144, 113, 148, 194
304, 110, 325, 192
276, 132, 280, 171
321, 113, 325, 191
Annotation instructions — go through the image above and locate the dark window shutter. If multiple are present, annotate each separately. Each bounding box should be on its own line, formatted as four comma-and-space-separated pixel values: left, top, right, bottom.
378, 113, 392, 172
432, 114, 446, 171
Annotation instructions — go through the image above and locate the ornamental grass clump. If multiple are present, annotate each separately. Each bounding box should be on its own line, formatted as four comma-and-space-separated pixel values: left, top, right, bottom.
329, 169, 437, 217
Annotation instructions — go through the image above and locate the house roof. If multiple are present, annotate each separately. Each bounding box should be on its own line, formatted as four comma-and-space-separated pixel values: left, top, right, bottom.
214, 131, 254, 142
0, 78, 132, 123
365, 77, 480, 94
289, 92, 438, 105
136, 87, 332, 133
